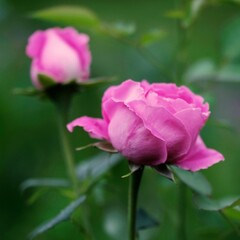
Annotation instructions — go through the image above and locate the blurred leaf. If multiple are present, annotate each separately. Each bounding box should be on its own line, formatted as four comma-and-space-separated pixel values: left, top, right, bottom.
38, 74, 56, 88
217, 64, 240, 82
221, 17, 240, 61
28, 195, 86, 240
191, 0, 206, 17
171, 166, 212, 196
76, 141, 118, 153
185, 59, 216, 82
20, 178, 70, 192
165, 10, 186, 19
139, 29, 166, 46
76, 153, 122, 181
194, 194, 240, 211
136, 208, 159, 231
210, 119, 235, 132
154, 164, 175, 182
224, 206, 240, 221
78, 76, 117, 87
31, 6, 100, 30
101, 22, 136, 37
185, 60, 240, 83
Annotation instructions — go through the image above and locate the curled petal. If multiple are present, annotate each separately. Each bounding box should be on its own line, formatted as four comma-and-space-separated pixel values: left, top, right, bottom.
67, 117, 109, 140
174, 136, 224, 172
102, 80, 145, 104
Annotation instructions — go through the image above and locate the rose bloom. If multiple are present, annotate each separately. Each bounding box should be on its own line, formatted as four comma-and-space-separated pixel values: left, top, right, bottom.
67, 80, 224, 171
26, 27, 91, 89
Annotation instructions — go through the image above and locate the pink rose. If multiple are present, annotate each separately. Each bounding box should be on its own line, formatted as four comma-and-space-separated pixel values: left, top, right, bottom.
26, 27, 91, 89
67, 80, 224, 171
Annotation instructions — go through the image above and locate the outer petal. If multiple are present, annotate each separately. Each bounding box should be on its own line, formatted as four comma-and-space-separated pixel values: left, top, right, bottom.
128, 101, 191, 160
174, 136, 224, 171
174, 108, 205, 144
55, 27, 91, 80
108, 103, 167, 165
26, 30, 46, 58
67, 117, 109, 140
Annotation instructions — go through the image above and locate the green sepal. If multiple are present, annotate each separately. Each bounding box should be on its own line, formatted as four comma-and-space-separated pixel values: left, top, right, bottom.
153, 164, 175, 182
76, 141, 118, 153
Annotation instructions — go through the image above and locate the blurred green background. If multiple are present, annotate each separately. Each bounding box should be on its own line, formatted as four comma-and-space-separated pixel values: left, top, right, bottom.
1, 0, 240, 239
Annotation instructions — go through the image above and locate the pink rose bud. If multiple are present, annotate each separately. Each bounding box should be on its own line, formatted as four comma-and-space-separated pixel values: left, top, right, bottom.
67, 80, 224, 172
26, 27, 91, 89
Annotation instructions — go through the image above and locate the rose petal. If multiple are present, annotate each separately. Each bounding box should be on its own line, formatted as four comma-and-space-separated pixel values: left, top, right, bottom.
102, 79, 145, 104
128, 101, 191, 160
108, 104, 167, 165
40, 29, 81, 83
26, 30, 46, 58
174, 108, 206, 144
55, 27, 91, 80
174, 136, 224, 171
102, 80, 146, 123
67, 117, 109, 140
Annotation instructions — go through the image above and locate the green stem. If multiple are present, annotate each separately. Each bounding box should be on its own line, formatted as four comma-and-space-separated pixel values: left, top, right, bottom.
178, 182, 187, 240
47, 84, 79, 197
57, 108, 79, 196
128, 167, 144, 240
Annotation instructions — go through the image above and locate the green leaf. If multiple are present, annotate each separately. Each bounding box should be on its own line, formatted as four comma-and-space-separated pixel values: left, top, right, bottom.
31, 6, 100, 30
139, 29, 166, 46
77, 76, 117, 87
185, 60, 240, 83
20, 178, 70, 192
28, 195, 86, 239
185, 59, 216, 83
194, 194, 240, 211
101, 22, 136, 37
76, 153, 122, 181
38, 74, 56, 88
136, 208, 159, 231
153, 164, 175, 182
171, 166, 212, 196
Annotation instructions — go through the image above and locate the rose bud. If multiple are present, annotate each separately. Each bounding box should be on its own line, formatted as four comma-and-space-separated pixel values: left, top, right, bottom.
26, 27, 91, 89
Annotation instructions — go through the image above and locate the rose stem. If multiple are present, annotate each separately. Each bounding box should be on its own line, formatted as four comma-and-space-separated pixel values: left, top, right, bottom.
48, 85, 79, 197
178, 182, 187, 240
128, 167, 144, 240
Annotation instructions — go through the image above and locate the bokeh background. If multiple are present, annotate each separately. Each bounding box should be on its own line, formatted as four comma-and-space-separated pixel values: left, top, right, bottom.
1, 0, 240, 239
